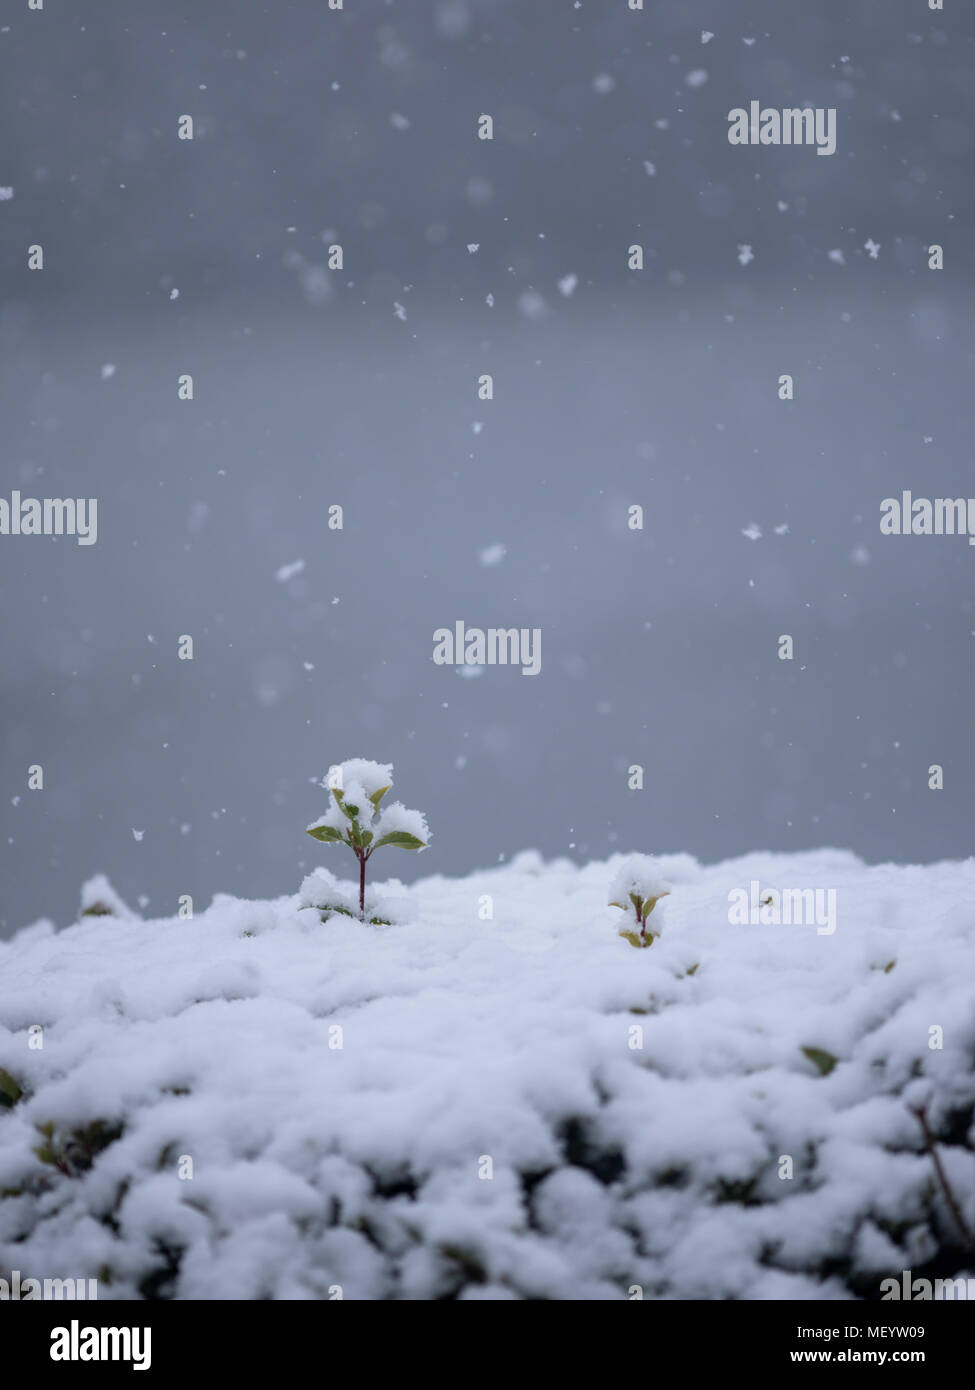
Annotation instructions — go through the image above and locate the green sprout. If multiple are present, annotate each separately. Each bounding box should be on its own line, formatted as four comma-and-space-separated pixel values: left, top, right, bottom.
609, 855, 671, 948
306, 759, 429, 920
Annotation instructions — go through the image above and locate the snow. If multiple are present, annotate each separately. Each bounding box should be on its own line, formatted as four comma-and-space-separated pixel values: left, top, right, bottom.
79, 874, 137, 922
372, 801, 430, 848
1, 848, 972, 1301
478, 542, 506, 567
332, 760, 392, 798
274, 559, 305, 583
608, 855, 672, 913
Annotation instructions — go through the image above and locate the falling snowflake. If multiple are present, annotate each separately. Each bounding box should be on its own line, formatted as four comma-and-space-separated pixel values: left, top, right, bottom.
741, 523, 762, 541
478, 543, 507, 567
737, 244, 754, 267
864, 239, 880, 260
275, 559, 305, 583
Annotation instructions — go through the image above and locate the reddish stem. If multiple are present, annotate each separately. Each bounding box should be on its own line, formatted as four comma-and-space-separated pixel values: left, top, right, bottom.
358, 852, 366, 918
911, 1104, 974, 1249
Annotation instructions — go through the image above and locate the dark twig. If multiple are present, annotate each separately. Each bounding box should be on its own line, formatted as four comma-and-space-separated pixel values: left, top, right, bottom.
910, 1103, 974, 1250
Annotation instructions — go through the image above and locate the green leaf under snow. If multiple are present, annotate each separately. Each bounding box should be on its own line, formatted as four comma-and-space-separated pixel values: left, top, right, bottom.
319, 903, 355, 921
306, 824, 344, 843
0, 1068, 22, 1107
371, 831, 426, 852
801, 1046, 838, 1077
368, 785, 392, 811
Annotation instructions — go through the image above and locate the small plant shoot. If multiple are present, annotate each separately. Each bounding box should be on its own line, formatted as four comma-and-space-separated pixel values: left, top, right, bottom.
609, 855, 671, 948
306, 759, 430, 920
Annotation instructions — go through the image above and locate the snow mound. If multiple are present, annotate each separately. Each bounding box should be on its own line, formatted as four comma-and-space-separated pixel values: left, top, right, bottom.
1, 849, 973, 1301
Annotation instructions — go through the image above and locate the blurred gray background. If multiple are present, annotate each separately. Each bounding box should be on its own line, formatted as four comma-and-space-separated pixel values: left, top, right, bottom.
1, 0, 973, 934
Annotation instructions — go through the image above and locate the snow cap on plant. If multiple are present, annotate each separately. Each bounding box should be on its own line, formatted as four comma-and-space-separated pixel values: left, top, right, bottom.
306, 758, 429, 920
80, 873, 137, 921
609, 854, 671, 948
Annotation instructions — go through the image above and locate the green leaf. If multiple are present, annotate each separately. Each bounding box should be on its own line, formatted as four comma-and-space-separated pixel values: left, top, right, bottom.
0, 1068, 22, 1106
307, 823, 344, 842
360, 829, 373, 848
685, 963, 699, 977
619, 929, 648, 949
368, 785, 392, 811
801, 1046, 838, 1077
371, 831, 426, 851
343, 802, 361, 821
320, 903, 355, 921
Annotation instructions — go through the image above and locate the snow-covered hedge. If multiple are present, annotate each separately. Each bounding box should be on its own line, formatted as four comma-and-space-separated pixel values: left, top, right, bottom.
1, 849, 973, 1300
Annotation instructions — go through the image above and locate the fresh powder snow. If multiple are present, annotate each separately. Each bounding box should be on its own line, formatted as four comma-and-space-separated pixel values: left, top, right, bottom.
1, 848, 973, 1300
